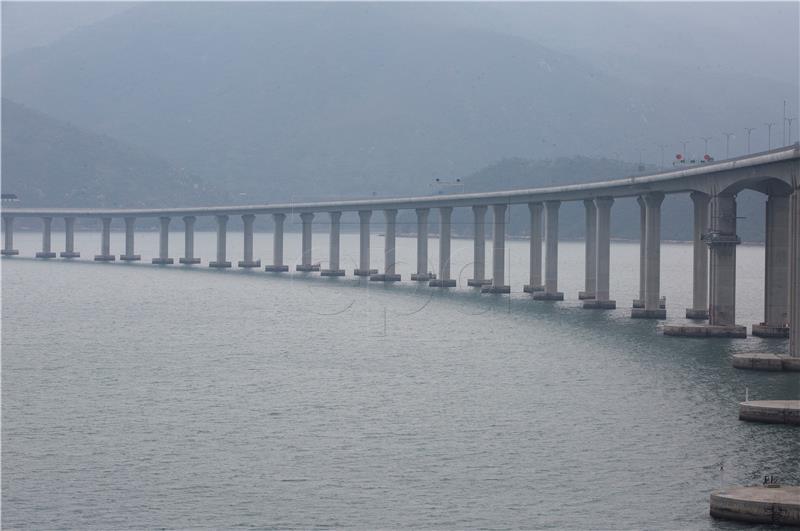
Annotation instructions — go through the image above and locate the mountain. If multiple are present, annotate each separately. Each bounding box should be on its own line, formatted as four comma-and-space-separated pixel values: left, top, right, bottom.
1, 98, 225, 208
4, 2, 795, 205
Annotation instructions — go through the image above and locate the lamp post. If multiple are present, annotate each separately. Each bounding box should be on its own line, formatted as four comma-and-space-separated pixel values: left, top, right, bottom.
680, 140, 690, 161
744, 127, 756, 154
700, 136, 712, 158
764, 122, 775, 150
722, 132, 734, 159
788, 117, 796, 145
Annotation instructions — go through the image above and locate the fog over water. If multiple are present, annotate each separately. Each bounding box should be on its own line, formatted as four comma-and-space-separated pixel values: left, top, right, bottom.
3, 233, 798, 529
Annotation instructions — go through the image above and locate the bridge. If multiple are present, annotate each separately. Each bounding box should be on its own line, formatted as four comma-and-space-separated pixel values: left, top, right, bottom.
3, 145, 800, 361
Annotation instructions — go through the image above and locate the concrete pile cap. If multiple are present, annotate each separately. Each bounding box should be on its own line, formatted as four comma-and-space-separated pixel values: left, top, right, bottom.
710, 485, 800, 525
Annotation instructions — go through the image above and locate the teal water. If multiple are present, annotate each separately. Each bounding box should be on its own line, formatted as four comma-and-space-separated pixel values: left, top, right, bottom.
3, 231, 798, 529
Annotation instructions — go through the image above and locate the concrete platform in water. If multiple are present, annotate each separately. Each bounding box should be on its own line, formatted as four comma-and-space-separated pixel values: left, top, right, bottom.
710, 485, 800, 525
733, 353, 800, 372
662, 324, 747, 338
739, 400, 800, 425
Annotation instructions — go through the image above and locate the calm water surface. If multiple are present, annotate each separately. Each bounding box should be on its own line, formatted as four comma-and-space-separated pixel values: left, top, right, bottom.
3, 231, 799, 529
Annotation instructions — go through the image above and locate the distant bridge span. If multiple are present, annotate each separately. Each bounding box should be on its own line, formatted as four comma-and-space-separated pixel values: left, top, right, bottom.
3, 145, 800, 359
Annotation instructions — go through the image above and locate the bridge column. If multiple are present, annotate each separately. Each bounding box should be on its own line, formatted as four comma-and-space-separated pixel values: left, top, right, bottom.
579, 200, 597, 299
430, 206, 456, 287
633, 196, 665, 310
632, 193, 666, 318
152, 217, 174, 264
753, 194, 790, 337
354, 210, 375, 276
35, 217, 56, 258
120, 217, 141, 261
209, 215, 231, 268
1, 216, 18, 256
482, 204, 510, 293
704, 195, 745, 334
60, 217, 79, 258
789, 189, 800, 357
411, 208, 431, 281
467, 205, 488, 287
179, 216, 200, 264
238, 214, 261, 268
371, 209, 401, 281
686, 192, 710, 319
94, 217, 115, 261
265, 213, 288, 271
524, 202, 544, 293
533, 200, 563, 300
584, 197, 615, 309
296, 213, 318, 272
321, 211, 344, 276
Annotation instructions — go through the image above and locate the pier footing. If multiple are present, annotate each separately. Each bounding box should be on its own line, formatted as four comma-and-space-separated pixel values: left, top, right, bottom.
411, 273, 435, 281
532, 291, 564, 301
752, 323, 790, 338
710, 485, 800, 525
630, 308, 667, 319
60, 251, 80, 258
120, 254, 141, 261
481, 285, 510, 294
370, 273, 401, 282
578, 291, 595, 300
685, 308, 709, 320
523, 284, 544, 293
733, 353, 800, 372
738, 400, 800, 425
209, 261, 232, 268
662, 324, 746, 338
180, 257, 201, 265
320, 269, 345, 277
264, 264, 288, 272
583, 299, 616, 310
238, 260, 262, 268
94, 254, 115, 262
152, 258, 174, 265
632, 297, 665, 309
429, 279, 456, 288
468, 278, 491, 287
1, 249, 19, 256
296, 264, 320, 272
354, 268, 377, 276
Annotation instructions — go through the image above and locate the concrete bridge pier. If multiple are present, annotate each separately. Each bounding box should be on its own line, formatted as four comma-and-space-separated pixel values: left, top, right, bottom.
152, 217, 174, 265
753, 194, 790, 337
468, 205, 489, 287
790, 188, 800, 358
579, 200, 597, 300
482, 204, 510, 293
94, 217, 115, 261
237, 214, 261, 268
2, 216, 19, 256
632, 196, 665, 310
430, 206, 456, 287
632, 193, 666, 318
209, 215, 231, 268
264, 213, 288, 271
296, 212, 318, 272
584, 197, 615, 309
371, 209, 401, 281
321, 211, 345, 276
35, 217, 56, 258
354, 210, 375, 276
60, 217, 80, 258
533, 200, 563, 300
179, 216, 200, 264
120, 217, 141, 261
686, 192, 710, 319
411, 208, 433, 281
524, 202, 544, 293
